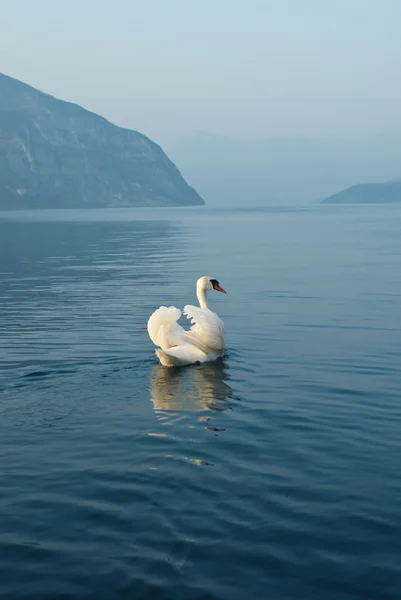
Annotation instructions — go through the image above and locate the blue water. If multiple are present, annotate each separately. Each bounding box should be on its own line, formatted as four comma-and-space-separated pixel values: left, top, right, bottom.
1, 205, 401, 600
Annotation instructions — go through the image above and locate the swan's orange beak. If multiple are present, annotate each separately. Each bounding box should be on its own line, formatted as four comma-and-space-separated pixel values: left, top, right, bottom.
213, 283, 226, 294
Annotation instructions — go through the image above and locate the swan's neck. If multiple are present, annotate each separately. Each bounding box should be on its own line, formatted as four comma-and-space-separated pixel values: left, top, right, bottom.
196, 286, 208, 309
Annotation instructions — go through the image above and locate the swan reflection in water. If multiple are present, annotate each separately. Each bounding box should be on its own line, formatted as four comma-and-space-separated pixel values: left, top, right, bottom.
149, 359, 233, 415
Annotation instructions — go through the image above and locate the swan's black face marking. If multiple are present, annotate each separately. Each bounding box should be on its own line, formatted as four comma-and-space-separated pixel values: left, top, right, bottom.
210, 279, 227, 294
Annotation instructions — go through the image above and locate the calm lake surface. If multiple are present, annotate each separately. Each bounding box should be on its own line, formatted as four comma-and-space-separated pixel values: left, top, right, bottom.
1, 205, 401, 600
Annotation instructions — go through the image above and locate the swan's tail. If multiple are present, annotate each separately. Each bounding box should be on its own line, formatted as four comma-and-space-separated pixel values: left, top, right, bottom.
155, 344, 207, 367
155, 349, 183, 367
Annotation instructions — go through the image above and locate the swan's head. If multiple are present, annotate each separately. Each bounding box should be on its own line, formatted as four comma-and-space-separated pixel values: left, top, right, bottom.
197, 276, 226, 294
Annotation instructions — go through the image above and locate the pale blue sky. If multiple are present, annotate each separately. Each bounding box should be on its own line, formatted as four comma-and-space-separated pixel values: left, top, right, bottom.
1, 0, 400, 145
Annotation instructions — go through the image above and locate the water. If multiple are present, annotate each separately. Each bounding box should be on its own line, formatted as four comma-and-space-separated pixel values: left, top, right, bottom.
1, 205, 401, 600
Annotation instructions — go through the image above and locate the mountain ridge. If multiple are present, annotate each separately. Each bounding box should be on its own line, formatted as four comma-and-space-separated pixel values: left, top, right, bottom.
0, 73, 204, 209
321, 179, 401, 204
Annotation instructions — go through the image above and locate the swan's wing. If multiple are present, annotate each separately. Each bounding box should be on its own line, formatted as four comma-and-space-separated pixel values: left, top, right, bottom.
147, 306, 187, 350
183, 305, 224, 352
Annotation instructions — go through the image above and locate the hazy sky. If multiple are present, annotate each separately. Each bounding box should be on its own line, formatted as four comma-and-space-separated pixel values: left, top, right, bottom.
1, 0, 400, 146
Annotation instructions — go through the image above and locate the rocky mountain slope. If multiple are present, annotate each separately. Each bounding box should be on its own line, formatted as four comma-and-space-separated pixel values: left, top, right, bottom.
0, 73, 204, 209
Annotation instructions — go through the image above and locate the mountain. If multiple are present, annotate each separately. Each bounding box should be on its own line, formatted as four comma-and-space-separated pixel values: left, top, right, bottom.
0, 73, 203, 209
322, 179, 401, 204
166, 131, 401, 206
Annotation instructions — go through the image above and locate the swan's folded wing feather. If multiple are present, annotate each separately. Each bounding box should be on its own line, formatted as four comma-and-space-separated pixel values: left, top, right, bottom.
147, 306, 186, 349
183, 305, 224, 352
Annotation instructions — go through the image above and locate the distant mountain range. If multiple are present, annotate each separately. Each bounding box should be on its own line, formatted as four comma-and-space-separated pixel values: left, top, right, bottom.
0, 73, 203, 209
166, 131, 401, 206
322, 179, 401, 204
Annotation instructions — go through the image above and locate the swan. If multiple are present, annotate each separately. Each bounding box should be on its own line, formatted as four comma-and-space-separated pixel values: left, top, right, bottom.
147, 276, 226, 367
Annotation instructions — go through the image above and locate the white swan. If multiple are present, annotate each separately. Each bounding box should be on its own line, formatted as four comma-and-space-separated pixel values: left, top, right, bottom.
147, 276, 226, 367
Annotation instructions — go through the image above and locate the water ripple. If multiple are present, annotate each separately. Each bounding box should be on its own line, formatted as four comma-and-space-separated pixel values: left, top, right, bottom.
1, 207, 401, 599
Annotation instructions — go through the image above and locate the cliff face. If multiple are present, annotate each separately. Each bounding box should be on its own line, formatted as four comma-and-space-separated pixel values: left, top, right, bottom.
322, 180, 401, 204
0, 73, 204, 209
